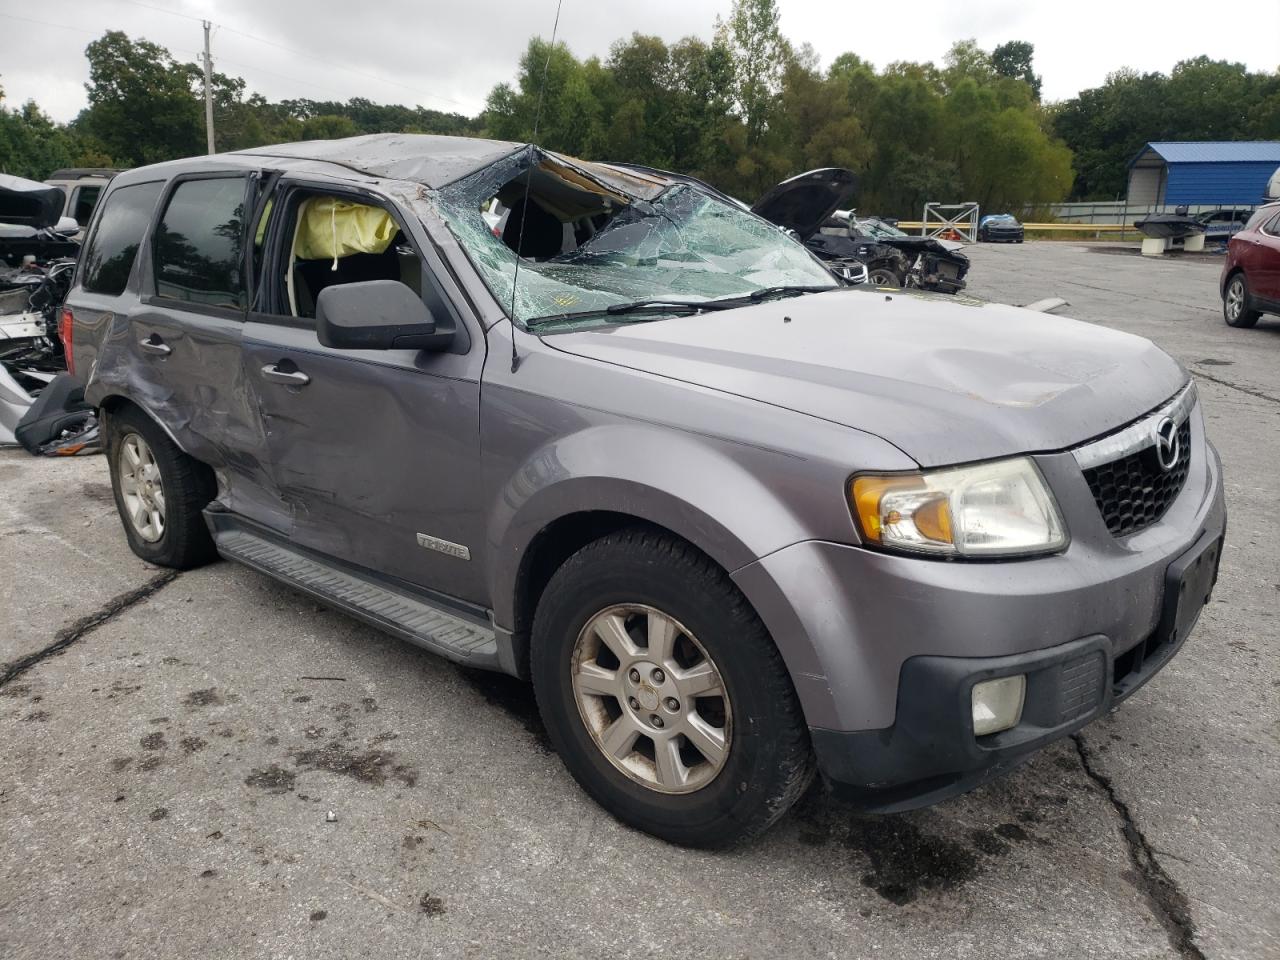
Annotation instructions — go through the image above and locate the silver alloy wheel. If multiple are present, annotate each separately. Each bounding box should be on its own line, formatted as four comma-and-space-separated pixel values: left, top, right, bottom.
1226, 278, 1244, 321
118, 432, 165, 543
571, 603, 732, 794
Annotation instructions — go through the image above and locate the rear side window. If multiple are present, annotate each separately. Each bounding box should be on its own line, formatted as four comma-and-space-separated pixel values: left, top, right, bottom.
154, 177, 248, 309
72, 185, 102, 225
80, 181, 164, 296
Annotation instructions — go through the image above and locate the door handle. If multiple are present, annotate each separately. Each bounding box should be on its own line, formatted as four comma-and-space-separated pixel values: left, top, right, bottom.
261, 363, 310, 386
138, 335, 171, 357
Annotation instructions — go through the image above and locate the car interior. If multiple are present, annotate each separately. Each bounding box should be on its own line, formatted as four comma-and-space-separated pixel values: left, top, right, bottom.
488, 160, 631, 261
270, 191, 424, 319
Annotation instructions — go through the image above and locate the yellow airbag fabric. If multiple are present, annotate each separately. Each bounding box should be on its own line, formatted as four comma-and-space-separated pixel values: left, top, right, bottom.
294, 197, 397, 261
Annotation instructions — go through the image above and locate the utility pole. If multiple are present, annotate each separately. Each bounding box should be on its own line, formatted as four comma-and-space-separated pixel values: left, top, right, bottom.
201, 20, 215, 154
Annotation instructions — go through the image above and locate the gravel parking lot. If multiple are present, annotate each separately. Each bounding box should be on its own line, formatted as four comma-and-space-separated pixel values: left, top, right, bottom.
2, 241, 1277, 960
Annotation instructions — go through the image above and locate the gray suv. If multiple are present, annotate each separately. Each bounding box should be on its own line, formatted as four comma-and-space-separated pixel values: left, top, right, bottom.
64, 135, 1226, 846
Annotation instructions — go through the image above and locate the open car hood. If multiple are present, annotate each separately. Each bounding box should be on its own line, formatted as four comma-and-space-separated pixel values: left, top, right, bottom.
751, 168, 857, 241
0, 174, 65, 230
544, 289, 1186, 467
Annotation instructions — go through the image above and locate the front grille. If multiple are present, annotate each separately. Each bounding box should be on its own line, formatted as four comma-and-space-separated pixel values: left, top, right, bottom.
1083, 419, 1191, 536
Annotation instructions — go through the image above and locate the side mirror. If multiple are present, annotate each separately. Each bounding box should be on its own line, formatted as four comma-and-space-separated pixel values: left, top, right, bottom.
54, 216, 80, 236
315, 279, 453, 351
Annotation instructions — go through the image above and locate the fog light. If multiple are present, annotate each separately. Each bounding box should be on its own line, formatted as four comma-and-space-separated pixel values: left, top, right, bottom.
971, 675, 1026, 736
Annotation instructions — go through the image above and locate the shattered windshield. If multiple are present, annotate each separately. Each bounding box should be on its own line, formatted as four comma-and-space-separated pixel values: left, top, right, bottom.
856, 218, 908, 239
430, 151, 837, 330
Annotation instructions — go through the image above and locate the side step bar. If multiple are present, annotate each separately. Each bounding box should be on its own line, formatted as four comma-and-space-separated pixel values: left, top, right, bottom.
209, 515, 500, 669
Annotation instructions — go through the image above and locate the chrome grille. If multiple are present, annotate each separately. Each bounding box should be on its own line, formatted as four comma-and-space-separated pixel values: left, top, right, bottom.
1073, 383, 1195, 538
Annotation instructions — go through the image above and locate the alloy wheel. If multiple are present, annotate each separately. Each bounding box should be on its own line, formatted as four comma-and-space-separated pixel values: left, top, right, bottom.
118, 432, 166, 542
1226, 278, 1244, 322
570, 603, 732, 794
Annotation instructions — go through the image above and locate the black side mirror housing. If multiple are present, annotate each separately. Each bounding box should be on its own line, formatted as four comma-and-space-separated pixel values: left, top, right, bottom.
315, 279, 453, 351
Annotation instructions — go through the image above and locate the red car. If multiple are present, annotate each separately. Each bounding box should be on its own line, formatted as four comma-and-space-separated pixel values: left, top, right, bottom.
1222, 202, 1280, 327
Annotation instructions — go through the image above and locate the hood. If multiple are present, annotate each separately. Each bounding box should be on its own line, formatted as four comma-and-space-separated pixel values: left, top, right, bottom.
751, 168, 857, 241
544, 289, 1186, 467
0, 174, 65, 229
877, 236, 968, 258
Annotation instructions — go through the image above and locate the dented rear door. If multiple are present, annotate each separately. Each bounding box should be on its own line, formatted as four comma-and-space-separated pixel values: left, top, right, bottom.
124, 172, 283, 526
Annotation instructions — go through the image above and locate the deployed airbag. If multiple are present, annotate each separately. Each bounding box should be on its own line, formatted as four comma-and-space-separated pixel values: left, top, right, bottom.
294, 197, 397, 261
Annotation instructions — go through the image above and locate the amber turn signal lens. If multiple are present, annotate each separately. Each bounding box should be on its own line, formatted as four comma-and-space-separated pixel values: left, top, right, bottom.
851, 475, 923, 544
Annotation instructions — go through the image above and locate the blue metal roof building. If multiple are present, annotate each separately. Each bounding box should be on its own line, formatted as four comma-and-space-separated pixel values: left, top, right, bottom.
1126, 141, 1280, 206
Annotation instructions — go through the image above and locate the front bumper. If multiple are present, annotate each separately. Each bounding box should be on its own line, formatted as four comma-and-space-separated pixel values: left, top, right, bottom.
732, 434, 1226, 811
812, 525, 1222, 811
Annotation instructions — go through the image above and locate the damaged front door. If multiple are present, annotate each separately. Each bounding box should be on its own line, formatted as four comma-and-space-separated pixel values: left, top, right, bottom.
240, 181, 488, 605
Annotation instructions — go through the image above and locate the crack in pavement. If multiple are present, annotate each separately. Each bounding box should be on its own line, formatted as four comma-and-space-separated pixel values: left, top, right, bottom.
1191, 369, 1280, 406
1073, 733, 1206, 960
0, 570, 180, 690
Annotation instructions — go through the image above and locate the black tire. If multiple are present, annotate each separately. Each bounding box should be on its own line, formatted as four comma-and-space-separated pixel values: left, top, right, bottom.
106, 405, 218, 568
867, 264, 902, 288
1224, 273, 1261, 328
531, 529, 814, 847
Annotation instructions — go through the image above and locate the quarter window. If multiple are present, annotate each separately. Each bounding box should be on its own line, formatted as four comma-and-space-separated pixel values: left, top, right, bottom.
80, 181, 164, 296
154, 177, 248, 309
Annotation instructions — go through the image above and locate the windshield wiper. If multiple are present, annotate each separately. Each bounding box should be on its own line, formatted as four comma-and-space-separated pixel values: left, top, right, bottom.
742, 284, 834, 303
526, 286, 836, 329
526, 299, 716, 329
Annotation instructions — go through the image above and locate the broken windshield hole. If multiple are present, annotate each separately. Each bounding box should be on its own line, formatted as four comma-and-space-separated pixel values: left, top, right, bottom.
431, 149, 836, 331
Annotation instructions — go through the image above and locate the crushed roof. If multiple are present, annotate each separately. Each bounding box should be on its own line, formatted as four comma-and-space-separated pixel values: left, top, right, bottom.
235, 133, 527, 187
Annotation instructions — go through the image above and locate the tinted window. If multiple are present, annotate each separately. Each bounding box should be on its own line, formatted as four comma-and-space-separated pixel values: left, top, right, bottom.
154, 177, 247, 309
81, 181, 164, 296
72, 185, 102, 226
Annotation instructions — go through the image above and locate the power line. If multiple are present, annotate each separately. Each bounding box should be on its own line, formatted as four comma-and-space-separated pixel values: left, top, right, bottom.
0, 12, 102, 36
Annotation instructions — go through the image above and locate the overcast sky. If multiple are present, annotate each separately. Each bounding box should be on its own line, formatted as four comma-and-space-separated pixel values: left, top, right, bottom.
2, 0, 1277, 123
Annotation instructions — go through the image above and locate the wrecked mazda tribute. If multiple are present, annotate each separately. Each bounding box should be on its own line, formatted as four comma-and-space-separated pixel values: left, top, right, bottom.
64, 135, 1225, 847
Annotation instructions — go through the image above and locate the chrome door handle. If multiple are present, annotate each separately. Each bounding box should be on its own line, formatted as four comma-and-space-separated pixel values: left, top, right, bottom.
261, 363, 310, 386
138, 336, 171, 357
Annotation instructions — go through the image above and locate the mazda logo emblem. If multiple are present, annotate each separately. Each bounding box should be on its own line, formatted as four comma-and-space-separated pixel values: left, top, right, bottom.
1153, 417, 1180, 472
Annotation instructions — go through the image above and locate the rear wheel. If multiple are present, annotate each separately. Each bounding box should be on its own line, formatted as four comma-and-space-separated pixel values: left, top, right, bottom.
531, 529, 813, 847
1224, 273, 1260, 328
107, 406, 218, 568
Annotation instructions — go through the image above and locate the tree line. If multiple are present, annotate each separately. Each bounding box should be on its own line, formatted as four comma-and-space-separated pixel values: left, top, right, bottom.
2, 0, 1278, 217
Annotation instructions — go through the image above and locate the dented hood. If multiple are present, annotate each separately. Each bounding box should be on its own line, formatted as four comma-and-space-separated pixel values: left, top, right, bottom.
545, 289, 1186, 466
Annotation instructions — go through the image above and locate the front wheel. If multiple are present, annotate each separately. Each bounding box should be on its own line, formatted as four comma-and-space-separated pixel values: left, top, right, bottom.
1224, 273, 1261, 328
531, 529, 813, 847
867, 264, 902, 288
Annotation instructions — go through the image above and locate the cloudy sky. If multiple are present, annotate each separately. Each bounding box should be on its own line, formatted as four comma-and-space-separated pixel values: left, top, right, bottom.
2, 0, 1277, 122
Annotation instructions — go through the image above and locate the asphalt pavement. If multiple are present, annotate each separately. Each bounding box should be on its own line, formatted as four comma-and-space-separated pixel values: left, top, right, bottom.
1, 241, 1276, 959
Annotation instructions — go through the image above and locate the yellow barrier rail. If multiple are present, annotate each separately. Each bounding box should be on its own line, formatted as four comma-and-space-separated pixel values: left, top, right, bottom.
895, 222, 1132, 233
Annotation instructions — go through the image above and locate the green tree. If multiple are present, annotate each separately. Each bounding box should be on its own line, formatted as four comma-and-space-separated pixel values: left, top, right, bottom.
78, 31, 203, 166
992, 41, 1042, 100
717, 0, 789, 146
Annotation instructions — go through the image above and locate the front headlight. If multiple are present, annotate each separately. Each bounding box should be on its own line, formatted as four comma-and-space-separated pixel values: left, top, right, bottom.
850, 457, 1067, 558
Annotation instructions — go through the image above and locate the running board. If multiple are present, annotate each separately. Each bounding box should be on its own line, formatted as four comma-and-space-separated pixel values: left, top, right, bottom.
210, 519, 499, 669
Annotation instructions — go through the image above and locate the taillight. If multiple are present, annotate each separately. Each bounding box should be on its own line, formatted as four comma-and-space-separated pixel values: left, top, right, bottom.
59, 307, 74, 375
